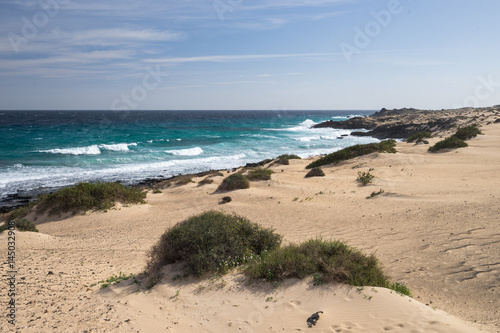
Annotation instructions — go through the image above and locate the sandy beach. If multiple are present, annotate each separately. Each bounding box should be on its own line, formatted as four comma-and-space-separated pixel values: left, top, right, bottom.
1, 119, 500, 332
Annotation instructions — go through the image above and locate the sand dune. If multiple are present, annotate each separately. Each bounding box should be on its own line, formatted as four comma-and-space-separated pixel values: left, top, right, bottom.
1, 123, 499, 332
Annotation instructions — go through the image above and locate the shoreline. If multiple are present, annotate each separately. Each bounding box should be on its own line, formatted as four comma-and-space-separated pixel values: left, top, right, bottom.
3, 106, 498, 213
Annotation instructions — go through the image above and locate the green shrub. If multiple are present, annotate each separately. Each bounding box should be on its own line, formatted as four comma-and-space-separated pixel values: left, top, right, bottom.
35, 182, 146, 215
428, 136, 468, 152
454, 125, 482, 140
276, 154, 301, 165
245, 238, 389, 287
175, 176, 194, 186
247, 168, 273, 181
305, 167, 325, 178
405, 132, 432, 143
198, 178, 214, 186
216, 173, 250, 192
146, 211, 282, 279
5, 205, 32, 222
306, 140, 396, 169
152, 189, 162, 194
367, 189, 385, 199
357, 171, 374, 186
0, 218, 38, 233
277, 157, 289, 165
221, 196, 232, 203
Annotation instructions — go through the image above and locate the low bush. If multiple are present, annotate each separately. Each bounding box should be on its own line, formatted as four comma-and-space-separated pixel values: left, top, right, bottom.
198, 178, 214, 186
276, 154, 301, 165
454, 125, 482, 140
0, 218, 38, 233
216, 173, 250, 192
306, 140, 396, 169
405, 132, 432, 143
146, 211, 282, 280
305, 167, 325, 178
221, 196, 232, 203
35, 182, 146, 215
357, 171, 375, 186
247, 168, 273, 181
428, 136, 468, 152
245, 239, 392, 288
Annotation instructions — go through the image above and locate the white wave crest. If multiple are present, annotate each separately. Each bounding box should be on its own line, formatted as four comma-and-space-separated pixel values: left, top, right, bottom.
165, 147, 203, 156
287, 119, 318, 131
41, 145, 101, 155
100, 143, 131, 152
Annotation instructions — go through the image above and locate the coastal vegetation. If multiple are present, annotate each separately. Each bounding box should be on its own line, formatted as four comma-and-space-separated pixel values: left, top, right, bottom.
246, 167, 273, 181
146, 211, 282, 279
146, 211, 411, 297
4, 182, 146, 220
428, 125, 481, 152
215, 173, 250, 192
276, 154, 302, 165
428, 136, 468, 152
453, 125, 482, 140
245, 238, 397, 290
357, 171, 375, 186
306, 140, 396, 169
0, 218, 38, 233
35, 182, 146, 215
405, 131, 432, 143
305, 167, 325, 178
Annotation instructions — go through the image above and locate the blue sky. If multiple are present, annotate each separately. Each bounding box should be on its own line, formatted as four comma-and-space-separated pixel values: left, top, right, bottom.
0, 0, 499, 110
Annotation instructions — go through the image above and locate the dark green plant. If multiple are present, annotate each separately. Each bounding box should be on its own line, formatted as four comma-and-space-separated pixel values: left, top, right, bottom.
0, 218, 38, 233
405, 132, 432, 143
146, 211, 282, 281
357, 171, 374, 186
216, 173, 250, 192
247, 168, 273, 181
454, 125, 482, 140
389, 282, 412, 297
198, 178, 214, 186
175, 177, 194, 186
367, 189, 385, 199
428, 136, 468, 152
221, 196, 232, 203
35, 182, 146, 215
152, 189, 162, 194
306, 140, 396, 169
276, 154, 301, 165
305, 167, 325, 178
245, 239, 389, 287
91, 272, 134, 289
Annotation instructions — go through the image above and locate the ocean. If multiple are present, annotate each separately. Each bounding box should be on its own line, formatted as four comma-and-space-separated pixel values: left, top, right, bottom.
0, 110, 378, 208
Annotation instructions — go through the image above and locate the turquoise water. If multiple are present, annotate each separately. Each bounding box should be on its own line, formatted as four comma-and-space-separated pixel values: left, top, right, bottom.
0, 110, 377, 204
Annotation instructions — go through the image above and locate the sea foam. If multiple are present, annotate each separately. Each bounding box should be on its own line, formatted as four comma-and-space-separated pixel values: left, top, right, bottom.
165, 147, 203, 156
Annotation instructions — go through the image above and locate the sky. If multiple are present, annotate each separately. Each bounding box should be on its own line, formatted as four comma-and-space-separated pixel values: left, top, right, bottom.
0, 0, 499, 110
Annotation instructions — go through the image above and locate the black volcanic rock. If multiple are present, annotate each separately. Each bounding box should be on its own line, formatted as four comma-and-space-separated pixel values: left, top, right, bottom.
312, 117, 377, 130
311, 108, 482, 140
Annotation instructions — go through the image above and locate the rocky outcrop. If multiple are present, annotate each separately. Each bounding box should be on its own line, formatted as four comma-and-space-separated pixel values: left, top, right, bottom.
312, 106, 500, 140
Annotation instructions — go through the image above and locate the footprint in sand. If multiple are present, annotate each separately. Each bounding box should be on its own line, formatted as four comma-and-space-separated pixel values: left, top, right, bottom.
285, 300, 302, 310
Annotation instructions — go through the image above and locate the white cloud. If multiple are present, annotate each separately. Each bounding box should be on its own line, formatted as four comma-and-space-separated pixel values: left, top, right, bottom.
145, 52, 342, 64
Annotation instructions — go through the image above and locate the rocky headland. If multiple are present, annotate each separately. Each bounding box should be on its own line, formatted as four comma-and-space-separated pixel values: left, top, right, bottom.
313, 106, 500, 139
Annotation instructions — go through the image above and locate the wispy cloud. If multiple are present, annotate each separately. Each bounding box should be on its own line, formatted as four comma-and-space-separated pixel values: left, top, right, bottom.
145, 52, 342, 64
